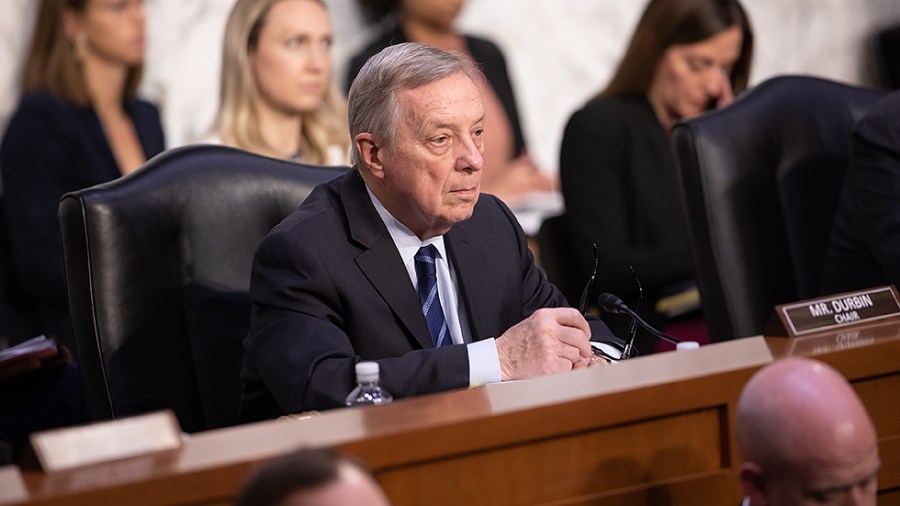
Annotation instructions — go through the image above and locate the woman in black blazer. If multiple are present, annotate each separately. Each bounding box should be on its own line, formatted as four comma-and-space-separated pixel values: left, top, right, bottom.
1, 0, 165, 350
559, 0, 753, 351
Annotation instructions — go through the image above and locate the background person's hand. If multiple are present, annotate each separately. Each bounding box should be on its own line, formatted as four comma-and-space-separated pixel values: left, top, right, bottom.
482, 153, 555, 203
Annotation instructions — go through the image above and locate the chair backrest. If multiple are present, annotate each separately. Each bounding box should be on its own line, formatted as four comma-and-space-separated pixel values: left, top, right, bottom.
671, 75, 885, 340
59, 145, 345, 432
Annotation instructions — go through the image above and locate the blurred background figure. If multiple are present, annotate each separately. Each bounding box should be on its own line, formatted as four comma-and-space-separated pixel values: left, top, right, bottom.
209, 0, 349, 166
0, 0, 164, 351
235, 447, 392, 506
736, 357, 879, 506
346, 0, 553, 204
0, 0, 163, 462
558, 0, 753, 352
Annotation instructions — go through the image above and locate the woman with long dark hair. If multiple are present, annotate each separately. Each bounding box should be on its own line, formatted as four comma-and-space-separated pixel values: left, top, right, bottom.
559, 0, 753, 351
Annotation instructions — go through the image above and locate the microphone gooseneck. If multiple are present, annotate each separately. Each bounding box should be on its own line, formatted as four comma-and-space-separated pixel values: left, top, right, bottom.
596, 293, 682, 346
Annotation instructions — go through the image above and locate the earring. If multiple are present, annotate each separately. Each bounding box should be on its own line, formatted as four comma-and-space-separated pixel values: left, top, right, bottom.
72, 32, 87, 62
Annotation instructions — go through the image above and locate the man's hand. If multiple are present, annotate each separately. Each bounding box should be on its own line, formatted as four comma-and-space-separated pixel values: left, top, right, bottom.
495, 307, 594, 381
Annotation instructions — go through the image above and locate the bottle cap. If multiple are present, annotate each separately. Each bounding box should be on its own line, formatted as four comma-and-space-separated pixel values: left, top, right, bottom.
355, 361, 379, 382
676, 341, 700, 351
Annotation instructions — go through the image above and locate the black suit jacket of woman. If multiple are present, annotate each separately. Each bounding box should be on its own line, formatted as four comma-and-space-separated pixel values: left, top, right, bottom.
239, 170, 618, 421
0, 91, 165, 349
559, 96, 694, 337
346, 26, 526, 159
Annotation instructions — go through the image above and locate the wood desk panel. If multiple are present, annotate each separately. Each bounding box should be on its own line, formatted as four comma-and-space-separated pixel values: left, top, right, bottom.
535, 471, 738, 506
853, 375, 900, 438
881, 437, 900, 492
879, 489, 900, 503
379, 408, 725, 505
1, 330, 898, 506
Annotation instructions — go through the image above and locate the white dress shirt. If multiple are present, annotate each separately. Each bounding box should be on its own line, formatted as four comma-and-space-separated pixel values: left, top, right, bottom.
367, 187, 502, 386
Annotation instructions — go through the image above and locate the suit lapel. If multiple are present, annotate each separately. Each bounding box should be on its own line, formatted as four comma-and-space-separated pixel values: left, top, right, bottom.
341, 173, 433, 350
445, 212, 495, 341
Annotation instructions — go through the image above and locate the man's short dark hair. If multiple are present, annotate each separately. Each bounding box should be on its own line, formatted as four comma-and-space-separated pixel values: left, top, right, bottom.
235, 447, 368, 506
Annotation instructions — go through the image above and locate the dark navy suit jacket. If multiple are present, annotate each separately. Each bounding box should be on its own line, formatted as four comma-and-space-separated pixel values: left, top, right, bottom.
0, 91, 165, 349
239, 171, 618, 421
822, 91, 900, 294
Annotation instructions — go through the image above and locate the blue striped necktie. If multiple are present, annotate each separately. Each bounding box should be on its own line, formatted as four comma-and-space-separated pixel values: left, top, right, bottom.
414, 245, 450, 347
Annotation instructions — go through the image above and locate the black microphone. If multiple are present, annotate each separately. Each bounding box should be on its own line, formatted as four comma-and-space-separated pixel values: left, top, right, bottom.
596, 293, 682, 346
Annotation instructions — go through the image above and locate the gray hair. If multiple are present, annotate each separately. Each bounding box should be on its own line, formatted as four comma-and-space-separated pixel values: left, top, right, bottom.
347, 42, 483, 167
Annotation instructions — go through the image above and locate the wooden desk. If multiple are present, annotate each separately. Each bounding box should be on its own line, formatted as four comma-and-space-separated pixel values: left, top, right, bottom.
1, 324, 899, 506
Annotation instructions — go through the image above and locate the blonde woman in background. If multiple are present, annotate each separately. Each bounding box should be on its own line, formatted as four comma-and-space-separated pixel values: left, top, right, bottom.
210, 0, 349, 166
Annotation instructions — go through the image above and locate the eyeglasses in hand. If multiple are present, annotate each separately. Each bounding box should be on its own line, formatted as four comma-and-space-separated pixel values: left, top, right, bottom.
579, 243, 632, 362
621, 265, 642, 359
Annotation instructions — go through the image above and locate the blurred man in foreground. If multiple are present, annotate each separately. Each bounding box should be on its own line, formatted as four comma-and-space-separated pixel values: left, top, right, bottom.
736, 357, 880, 505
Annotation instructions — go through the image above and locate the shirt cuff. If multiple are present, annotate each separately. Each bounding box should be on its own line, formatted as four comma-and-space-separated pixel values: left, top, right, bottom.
466, 338, 502, 387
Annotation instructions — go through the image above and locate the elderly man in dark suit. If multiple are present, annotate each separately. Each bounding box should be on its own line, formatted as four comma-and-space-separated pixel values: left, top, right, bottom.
239, 43, 618, 421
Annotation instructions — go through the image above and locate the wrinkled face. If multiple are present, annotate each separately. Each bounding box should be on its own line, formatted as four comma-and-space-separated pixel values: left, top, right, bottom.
378, 72, 485, 239
400, 0, 465, 32
649, 25, 743, 124
251, 0, 332, 116
279, 463, 392, 506
758, 442, 879, 506
69, 0, 145, 66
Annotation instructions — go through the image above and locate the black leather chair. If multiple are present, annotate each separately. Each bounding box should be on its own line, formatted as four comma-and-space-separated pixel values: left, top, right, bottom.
59, 145, 345, 432
672, 75, 885, 340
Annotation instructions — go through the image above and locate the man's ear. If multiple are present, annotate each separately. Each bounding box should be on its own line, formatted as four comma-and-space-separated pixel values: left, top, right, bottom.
739, 461, 767, 505
354, 133, 386, 180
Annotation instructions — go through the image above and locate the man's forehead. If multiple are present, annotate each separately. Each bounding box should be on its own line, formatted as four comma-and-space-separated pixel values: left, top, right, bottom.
396, 76, 484, 128
397, 73, 480, 104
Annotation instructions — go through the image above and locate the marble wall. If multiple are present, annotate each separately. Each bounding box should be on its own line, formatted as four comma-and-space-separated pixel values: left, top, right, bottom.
2, 0, 899, 175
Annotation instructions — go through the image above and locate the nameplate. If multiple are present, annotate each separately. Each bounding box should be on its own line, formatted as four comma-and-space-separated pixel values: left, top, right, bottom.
767, 285, 900, 337
30, 410, 183, 473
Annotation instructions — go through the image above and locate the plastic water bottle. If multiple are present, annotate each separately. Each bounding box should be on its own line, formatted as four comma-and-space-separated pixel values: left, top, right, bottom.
345, 361, 393, 407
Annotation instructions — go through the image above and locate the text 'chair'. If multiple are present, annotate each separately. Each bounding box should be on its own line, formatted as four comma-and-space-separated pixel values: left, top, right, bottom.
60, 145, 345, 432
672, 75, 884, 340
